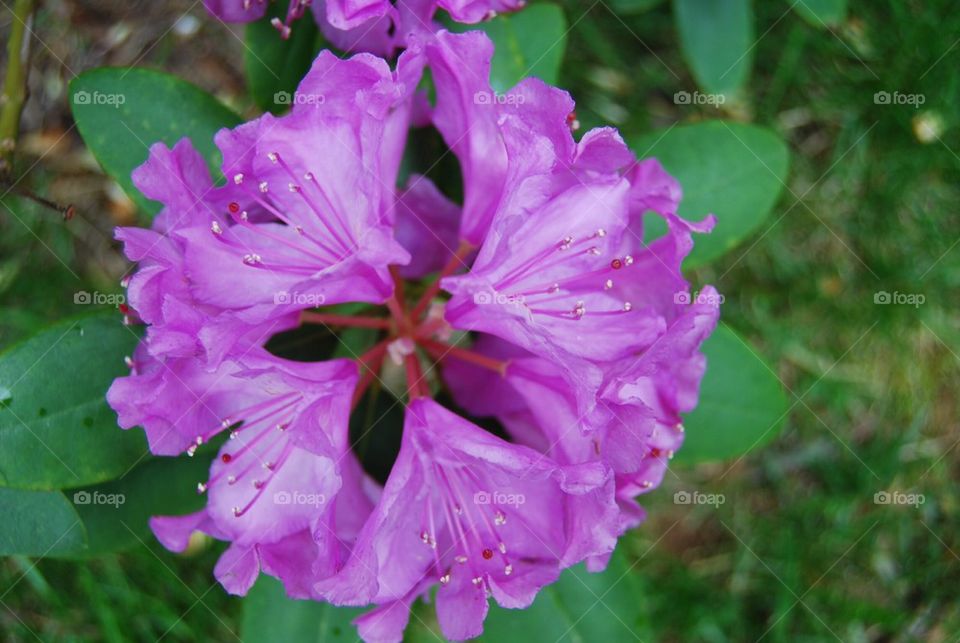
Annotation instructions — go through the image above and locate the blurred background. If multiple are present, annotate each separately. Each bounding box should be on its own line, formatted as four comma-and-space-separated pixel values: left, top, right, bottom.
0, 0, 958, 640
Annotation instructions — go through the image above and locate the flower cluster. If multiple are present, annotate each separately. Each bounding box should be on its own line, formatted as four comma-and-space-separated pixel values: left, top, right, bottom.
108, 27, 719, 643
203, 0, 526, 54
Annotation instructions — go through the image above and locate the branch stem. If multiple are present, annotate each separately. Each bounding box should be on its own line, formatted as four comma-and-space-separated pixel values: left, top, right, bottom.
410, 241, 474, 321
0, 0, 36, 175
417, 338, 507, 376
300, 311, 391, 330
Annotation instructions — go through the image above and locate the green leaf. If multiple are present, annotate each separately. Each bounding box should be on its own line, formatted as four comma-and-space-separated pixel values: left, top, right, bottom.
0, 487, 87, 556
68, 454, 213, 555
332, 327, 379, 359
70, 68, 242, 216
0, 452, 214, 556
244, 550, 645, 642
243, 575, 364, 642
792, 0, 847, 27
610, 0, 666, 14
632, 120, 790, 267
678, 324, 789, 462
0, 313, 145, 489
477, 547, 645, 641
452, 3, 568, 92
673, 0, 754, 95
245, 2, 321, 114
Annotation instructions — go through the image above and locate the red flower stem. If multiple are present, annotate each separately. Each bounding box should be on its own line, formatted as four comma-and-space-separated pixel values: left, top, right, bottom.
410, 241, 474, 321
352, 360, 381, 408
356, 339, 390, 370
352, 340, 389, 409
385, 295, 406, 325
390, 265, 407, 310
414, 315, 447, 339
404, 352, 425, 400
417, 338, 507, 376
383, 265, 414, 333
300, 311, 391, 330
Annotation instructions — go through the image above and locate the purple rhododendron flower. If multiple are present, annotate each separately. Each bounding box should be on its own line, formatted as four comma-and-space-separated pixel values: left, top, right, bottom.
317, 398, 619, 641
202, 0, 526, 54
117, 351, 370, 595
108, 27, 719, 642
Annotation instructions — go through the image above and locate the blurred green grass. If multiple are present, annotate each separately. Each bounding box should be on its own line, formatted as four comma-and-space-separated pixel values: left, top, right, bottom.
2, 0, 959, 640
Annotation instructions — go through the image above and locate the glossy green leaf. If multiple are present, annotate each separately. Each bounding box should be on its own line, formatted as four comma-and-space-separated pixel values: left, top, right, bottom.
0, 453, 214, 557
673, 0, 754, 95
0, 488, 87, 556
68, 454, 213, 555
243, 575, 365, 642
610, 0, 666, 14
792, 0, 847, 27
243, 550, 645, 642
478, 547, 644, 641
453, 3, 568, 92
679, 324, 789, 462
70, 68, 242, 215
632, 120, 790, 267
245, 2, 321, 114
0, 313, 145, 489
